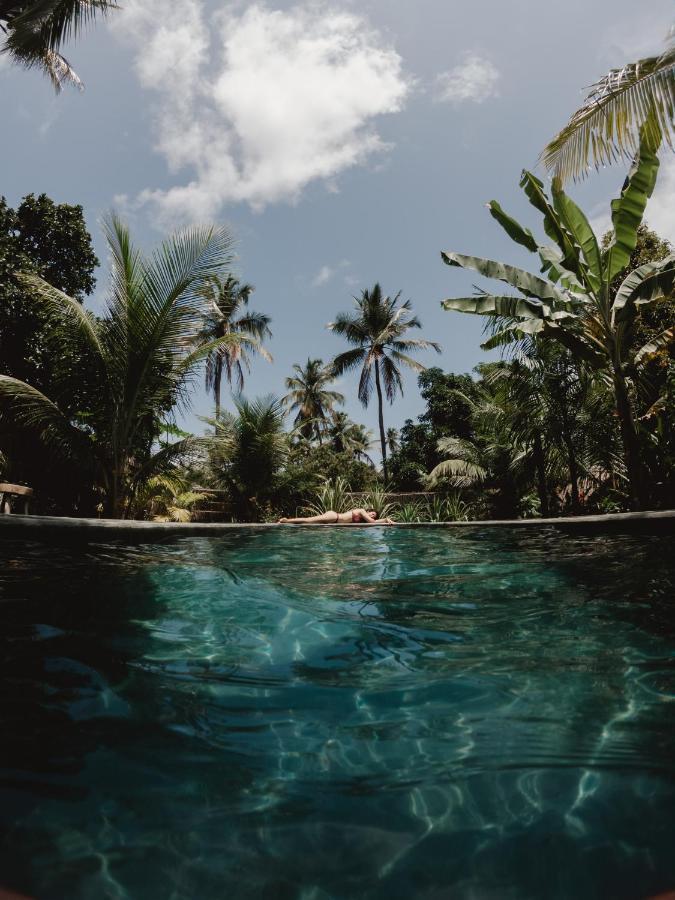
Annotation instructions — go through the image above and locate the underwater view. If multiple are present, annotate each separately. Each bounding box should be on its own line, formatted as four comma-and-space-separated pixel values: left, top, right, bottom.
1, 527, 675, 900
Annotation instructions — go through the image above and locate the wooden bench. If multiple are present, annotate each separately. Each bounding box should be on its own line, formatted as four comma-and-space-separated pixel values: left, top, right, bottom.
0, 483, 33, 515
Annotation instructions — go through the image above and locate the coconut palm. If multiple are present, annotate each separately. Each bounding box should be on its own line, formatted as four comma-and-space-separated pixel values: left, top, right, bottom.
0, 214, 244, 517
440, 130, 675, 509
386, 427, 400, 456
282, 358, 344, 443
196, 275, 272, 420
1, 0, 117, 91
327, 411, 374, 464
206, 395, 289, 521
329, 284, 440, 481
542, 27, 675, 182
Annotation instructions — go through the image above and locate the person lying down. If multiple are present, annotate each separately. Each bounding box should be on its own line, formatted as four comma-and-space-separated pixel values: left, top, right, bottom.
278, 508, 395, 525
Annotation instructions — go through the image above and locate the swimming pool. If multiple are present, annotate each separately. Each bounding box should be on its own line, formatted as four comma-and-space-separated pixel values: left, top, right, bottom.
1, 527, 674, 899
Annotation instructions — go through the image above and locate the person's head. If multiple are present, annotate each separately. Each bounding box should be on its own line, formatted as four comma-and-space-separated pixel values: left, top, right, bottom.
366, 509, 378, 519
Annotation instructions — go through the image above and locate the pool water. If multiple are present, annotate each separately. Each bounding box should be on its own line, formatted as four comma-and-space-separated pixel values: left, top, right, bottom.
1, 527, 674, 899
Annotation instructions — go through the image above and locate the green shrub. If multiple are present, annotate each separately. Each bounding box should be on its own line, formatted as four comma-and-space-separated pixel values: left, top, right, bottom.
304, 476, 353, 515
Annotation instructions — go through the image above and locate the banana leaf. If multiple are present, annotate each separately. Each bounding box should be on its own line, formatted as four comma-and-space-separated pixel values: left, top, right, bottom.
480, 318, 545, 350
612, 255, 675, 323
605, 129, 660, 282
537, 245, 586, 291
634, 326, 675, 366
487, 201, 538, 252
442, 294, 558, 320
551, 179, 602, 290
441, 252, 574, 306
519, 170, 584, 280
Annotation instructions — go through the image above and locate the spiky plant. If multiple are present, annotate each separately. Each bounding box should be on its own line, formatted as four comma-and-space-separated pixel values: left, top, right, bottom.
304, 476, 352, 515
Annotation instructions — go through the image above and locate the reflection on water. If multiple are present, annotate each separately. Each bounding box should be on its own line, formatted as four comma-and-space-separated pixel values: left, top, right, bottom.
1, 528, 675, 899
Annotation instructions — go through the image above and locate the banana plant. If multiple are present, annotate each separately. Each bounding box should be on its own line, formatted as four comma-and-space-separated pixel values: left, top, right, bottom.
440, 130, 675, 509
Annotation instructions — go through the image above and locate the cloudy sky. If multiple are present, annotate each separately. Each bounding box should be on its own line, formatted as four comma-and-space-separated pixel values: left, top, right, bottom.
2, 0, 674, 442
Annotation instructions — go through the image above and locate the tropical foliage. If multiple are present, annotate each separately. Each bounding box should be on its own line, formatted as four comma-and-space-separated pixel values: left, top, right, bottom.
326, 412, 374, 463
1, 0, 117, 90
197, 275, 272, 420
282, 358, 344, 443
0, 214, 240, 517
205, 395, 289, 521
542, 27, 675, 182
329, 283, 440, 482
441, 130, 674, 509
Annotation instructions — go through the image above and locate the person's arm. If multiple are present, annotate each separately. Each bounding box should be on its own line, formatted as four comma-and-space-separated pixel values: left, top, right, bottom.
358, 510, 394, 525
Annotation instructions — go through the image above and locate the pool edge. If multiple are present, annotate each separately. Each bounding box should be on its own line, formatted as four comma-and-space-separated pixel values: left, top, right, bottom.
0, 509, 674, 542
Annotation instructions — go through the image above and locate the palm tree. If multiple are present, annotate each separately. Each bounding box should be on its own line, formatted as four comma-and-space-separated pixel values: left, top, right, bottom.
440, 131, 675, 509
1, 0, 117, 90
327, 411, 374, 464
196, 275, 272, 421
206, 395, 289, 521
0, 214, 243, 517
329, 284, 440, 481
282, 358, 344, 443
541, 26, 675, 182
386, 427, 400, 456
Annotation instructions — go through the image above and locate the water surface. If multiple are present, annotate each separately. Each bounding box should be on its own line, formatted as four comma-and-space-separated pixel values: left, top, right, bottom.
1, 527, 674, 899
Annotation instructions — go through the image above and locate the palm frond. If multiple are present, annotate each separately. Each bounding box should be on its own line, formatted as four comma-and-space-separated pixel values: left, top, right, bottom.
15, 271, 104, 361
541, 38, 675, 182
3, 0, 117, 90
0, 375, 94, 465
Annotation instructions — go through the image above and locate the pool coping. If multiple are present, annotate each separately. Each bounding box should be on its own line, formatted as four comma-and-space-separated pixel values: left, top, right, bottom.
0, 508, 674, 541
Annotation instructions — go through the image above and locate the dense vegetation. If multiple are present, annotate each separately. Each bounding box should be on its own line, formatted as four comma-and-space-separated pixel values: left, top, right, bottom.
1, 107, 673, 522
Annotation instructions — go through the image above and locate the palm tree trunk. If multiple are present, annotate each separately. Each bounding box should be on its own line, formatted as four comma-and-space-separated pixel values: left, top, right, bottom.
613, 368, 647, 510
213, 355, 224, 433
374, 359, 388, 482
563, 431, 581, 512
532, 433, 550, 518
214, 378, 221, 423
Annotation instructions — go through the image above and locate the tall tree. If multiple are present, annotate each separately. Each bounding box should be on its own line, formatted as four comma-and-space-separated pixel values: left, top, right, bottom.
329, 283, 440, 482
386, 427, 399, 456
282, 358, 344, 443
196, 275, 272, 420
541, 26, 675, 182
1, 0, 117, 90
0, 193, 98, 391
0, 215, 241, 517
327, 411, 374, 464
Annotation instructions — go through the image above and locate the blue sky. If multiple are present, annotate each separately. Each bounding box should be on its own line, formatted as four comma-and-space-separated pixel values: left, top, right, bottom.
2, 0, 674, 445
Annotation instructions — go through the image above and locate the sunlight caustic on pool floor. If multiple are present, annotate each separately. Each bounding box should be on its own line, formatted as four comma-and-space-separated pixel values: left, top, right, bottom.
1, 528, 674, 899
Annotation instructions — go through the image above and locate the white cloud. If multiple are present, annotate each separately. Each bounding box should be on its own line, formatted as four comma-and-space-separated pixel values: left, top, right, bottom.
312, 265, 336, 287
311, 258, 350, 287
111, 1, 409, 223
435, 53, 500, 105
644, 154, 675, 243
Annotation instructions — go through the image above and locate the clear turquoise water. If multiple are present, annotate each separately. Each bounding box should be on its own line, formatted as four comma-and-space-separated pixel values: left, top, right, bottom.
1, 527, 674, 900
